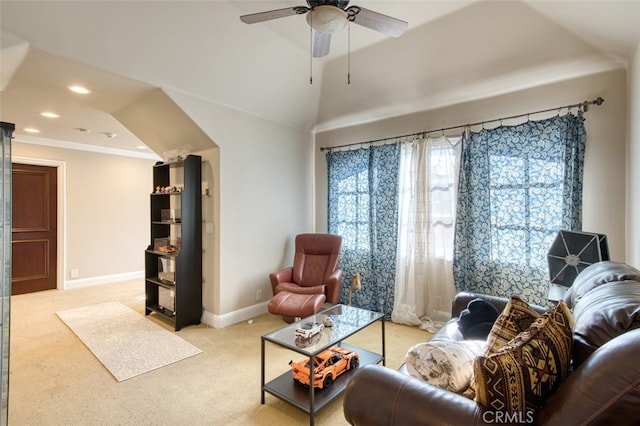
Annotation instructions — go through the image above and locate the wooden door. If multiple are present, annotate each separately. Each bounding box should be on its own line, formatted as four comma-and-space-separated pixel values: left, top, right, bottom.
11, 163, 57, 295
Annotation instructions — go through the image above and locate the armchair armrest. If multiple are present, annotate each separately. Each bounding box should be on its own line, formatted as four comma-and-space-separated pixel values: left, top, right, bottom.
269, 267, 292, 295
344, 365, 489, 426
325, 269, 343, 303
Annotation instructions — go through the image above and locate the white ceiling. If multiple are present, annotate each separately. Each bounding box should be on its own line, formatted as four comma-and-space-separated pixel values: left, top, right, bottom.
1, 0, 639, 156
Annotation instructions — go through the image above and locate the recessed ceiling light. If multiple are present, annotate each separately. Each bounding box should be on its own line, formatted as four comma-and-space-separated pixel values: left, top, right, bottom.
68, 85, 92, 95
23, 127, 41, 133
75, 127, 91, 133
40, 111, 60, 118
136, 145, 148, 150
101, 132, 117, 139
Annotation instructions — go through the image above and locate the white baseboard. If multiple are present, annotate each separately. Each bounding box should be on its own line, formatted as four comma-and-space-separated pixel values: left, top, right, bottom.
64, 271, 145, 290
64, 274, 271, 329
201, 301, 270, 329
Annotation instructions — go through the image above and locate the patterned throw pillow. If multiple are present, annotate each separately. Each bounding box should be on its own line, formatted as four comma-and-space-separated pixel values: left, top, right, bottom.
405, 340, 486, 392
473, 301, 574, 416
464, 295, 542, 400
484, 295, 541, 354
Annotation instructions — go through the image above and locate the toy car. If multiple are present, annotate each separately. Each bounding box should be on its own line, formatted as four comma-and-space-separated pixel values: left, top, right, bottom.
289, 345, 360, 389
294, 321, 324, 339
294, 332, 321, 348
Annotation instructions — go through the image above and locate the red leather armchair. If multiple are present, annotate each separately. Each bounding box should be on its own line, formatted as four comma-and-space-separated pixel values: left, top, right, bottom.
269, 233, 343, 303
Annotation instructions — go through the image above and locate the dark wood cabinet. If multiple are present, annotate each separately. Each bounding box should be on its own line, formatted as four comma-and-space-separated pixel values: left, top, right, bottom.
145, 154, 202, 331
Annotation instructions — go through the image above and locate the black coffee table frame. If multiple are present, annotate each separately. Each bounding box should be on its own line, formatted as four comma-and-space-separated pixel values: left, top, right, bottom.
261, 304, 385, 426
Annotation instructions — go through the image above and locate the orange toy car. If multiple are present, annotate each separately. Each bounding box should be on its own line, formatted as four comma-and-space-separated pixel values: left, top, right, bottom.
289, 345, 360, 389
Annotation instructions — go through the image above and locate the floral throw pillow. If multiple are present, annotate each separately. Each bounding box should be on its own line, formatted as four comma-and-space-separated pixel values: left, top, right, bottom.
405, 340, 486, 393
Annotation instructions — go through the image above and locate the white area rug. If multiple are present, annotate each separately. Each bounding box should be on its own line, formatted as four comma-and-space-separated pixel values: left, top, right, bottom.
57, 301, 202, 382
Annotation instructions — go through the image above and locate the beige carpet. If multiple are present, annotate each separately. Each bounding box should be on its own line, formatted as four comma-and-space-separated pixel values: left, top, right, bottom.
56, 301, 202, 382
10, 279, 432, 425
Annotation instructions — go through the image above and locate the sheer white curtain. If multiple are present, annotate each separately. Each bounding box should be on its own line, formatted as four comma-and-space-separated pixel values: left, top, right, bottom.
392, 135, 461, 332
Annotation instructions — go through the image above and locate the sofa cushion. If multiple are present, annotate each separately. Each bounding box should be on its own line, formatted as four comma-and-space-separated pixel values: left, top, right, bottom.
405, 340, 485, 392
484, 295, 541, 354
563, 261, 640, 309
473, 301, 573, 416
571, 281, 640, 367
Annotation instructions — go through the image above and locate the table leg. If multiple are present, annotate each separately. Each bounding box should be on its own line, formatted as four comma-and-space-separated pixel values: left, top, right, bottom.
261, 337, 265, 404
309, 361, 315, 426
381, 316, 386, 366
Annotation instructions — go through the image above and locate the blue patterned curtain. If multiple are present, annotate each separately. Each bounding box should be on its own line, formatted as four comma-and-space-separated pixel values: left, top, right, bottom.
453, 113, 586, 306
327, 144, 400, 317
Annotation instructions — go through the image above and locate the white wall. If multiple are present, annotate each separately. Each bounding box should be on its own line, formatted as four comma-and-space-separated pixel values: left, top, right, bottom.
315, 70, 628, 262
628, 42, 640, 268
11, 94, 315, 327
11, 141, 156, 288
164, 89, 314, 325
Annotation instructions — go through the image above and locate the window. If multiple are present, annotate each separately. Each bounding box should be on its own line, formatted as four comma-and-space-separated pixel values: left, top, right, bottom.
327, 144, 400, 315
453, 113, 586, 306
489, 154, 563, 270
396, 137, 460, 262
334, 169, 370, 252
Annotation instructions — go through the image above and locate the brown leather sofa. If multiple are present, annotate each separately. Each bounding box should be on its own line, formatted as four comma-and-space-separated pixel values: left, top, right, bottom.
343, 261, 640, 425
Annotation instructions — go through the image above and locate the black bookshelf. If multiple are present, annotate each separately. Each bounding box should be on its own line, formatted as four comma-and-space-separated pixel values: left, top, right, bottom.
144, 154, 202, 331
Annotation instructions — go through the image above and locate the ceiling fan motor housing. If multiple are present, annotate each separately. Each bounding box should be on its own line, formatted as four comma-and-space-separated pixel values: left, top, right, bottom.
307, 0, 350, 9
240, 0, 408, 57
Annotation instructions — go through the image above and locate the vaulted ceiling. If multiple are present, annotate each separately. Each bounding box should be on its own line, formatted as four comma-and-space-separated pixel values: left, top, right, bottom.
1, 1, 639, 155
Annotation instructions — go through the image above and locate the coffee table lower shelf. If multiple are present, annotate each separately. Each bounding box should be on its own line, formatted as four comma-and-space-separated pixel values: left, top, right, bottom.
263, 343, 383, 414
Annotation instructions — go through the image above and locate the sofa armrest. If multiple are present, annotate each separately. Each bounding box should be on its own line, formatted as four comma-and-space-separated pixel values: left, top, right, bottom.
343, 365, 489, 426
538, 328, 640, 425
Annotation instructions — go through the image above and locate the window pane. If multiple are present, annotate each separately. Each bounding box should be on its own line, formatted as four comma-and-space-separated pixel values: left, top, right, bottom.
530, 230, 556, 269
530, 158, 562, 185
357, 194, 369, 222
492, 228, 528, 264
491, 188, 526, 226
338, 174, 357, 192
491, 155, 525, 185
337, 194, 357, 222
529, 186, 562, 228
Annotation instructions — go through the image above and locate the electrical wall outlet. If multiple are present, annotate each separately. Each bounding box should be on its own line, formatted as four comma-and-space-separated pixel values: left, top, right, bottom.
256, 289, 262, 301
70, 269, 79, 279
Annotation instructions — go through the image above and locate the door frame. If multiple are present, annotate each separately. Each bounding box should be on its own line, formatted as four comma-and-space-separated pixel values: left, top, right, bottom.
12, 156, 66, 290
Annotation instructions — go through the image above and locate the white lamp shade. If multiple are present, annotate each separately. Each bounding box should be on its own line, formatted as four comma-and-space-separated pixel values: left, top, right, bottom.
306, 5, 347, 33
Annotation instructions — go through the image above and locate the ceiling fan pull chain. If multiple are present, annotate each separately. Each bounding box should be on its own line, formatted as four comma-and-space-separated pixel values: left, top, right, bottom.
347, 21, 351, 85
309, 12, 313, 84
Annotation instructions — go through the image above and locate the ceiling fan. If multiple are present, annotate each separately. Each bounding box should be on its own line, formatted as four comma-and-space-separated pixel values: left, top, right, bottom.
239, 1, 408, 58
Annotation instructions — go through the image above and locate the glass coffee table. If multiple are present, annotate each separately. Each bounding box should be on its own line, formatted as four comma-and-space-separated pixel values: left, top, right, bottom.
261, 304, 385, 426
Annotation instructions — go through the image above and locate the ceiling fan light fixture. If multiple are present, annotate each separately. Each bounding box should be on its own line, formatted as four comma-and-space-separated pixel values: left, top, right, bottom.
306, 5, 347, 33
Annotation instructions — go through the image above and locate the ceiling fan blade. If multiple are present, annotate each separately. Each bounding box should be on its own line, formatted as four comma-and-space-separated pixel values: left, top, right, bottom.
313, 31, 331, 57
240, 6, 309, 24
347, 6, 408, 37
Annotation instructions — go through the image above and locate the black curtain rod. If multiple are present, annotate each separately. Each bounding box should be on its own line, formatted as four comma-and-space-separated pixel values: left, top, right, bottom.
320, 96, 604, 152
